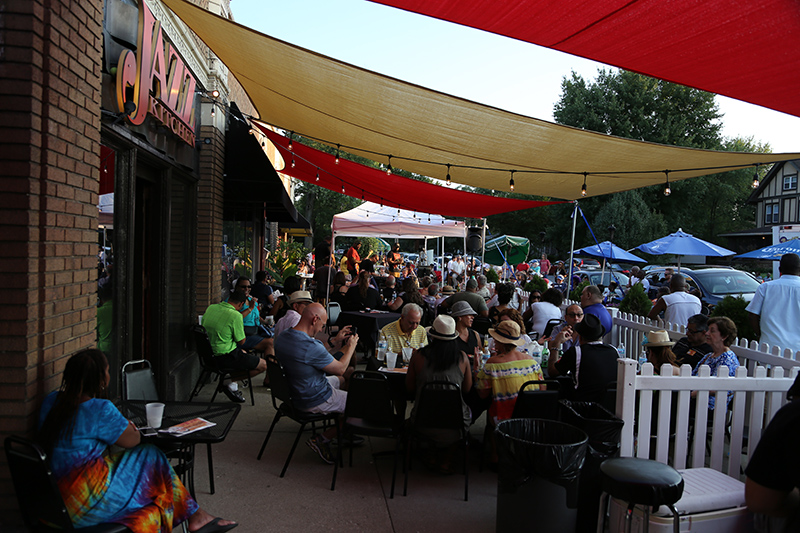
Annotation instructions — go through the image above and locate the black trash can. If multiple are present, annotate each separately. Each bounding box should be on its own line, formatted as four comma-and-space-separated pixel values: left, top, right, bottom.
559, 400, 624, 533
495, 418, 588, 533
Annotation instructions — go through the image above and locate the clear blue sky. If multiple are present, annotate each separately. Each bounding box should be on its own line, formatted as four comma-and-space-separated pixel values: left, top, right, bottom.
231, 0, 800, 153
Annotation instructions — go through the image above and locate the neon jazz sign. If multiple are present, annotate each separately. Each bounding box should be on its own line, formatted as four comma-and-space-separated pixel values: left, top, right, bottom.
115, 1, 197, 146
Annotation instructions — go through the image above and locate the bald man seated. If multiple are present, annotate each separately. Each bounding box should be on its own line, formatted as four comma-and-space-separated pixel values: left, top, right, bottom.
273, 303, 358, 464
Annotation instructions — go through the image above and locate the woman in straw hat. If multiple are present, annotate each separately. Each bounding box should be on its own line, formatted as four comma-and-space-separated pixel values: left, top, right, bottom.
643, 330, 681, 375
476, 320, 543, 425
406, 314, 472, 473
475, 320, 543, 466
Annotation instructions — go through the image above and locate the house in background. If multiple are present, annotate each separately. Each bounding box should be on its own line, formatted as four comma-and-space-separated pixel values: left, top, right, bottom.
720, 160, 800, 253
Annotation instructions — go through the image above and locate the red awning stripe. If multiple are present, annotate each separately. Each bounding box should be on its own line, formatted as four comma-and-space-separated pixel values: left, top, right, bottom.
370, 0, 800, 118
254, 123, 563, 218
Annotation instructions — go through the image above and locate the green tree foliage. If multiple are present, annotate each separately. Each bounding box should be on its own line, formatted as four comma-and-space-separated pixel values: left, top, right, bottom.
619, 283, 653, 316
569, 280, 590, 302
547, 69, 769, 256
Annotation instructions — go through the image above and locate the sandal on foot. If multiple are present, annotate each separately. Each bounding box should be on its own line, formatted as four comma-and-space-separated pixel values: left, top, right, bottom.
193, 517, 238, 533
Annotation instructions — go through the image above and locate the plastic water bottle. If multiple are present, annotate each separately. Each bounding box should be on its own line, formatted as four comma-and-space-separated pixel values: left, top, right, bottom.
541, 344, 550, 369
617, 341, 626, 358
377, 333, 388, 361
638, 349, 648, 372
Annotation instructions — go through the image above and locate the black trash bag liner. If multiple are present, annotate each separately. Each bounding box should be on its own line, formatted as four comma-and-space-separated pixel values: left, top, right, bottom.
495, 418, 588, 493
559, 400, 623, 456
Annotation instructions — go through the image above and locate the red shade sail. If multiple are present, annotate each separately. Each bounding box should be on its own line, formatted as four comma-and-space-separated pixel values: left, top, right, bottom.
370, 0, 800, 118
253, 123, 563, 218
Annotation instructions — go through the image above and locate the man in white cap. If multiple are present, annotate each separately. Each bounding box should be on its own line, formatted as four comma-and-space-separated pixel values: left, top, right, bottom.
274, 290, 314, 338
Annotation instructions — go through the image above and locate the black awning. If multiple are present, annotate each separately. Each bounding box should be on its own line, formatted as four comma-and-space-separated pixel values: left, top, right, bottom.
224, 103, 298, 223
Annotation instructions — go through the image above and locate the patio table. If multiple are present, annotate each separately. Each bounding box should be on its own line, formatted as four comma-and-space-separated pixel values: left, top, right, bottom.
121, 400, 241, 497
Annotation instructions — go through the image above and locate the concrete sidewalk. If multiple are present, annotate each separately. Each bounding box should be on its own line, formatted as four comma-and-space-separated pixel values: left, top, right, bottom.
190, 381, 498, 532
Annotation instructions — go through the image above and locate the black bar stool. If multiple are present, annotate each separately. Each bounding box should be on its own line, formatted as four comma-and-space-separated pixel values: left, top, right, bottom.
597, 457, 684, 533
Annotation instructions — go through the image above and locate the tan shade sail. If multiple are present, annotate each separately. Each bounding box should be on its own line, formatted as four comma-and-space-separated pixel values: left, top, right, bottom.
162, 0, 800, 201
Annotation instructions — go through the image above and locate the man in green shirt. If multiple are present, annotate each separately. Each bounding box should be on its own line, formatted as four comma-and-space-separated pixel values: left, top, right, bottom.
202, 291, 267, 402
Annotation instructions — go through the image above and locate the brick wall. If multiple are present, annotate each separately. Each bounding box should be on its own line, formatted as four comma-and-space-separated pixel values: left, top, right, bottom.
0, 0, 103, 524
195, 121, 226, 314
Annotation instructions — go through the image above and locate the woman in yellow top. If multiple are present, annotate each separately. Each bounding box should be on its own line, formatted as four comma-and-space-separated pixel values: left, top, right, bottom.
476, 320, 543, 424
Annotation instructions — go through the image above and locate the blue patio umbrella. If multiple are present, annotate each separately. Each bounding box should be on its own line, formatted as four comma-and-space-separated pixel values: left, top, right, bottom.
736, 239, 800, 261
636, 228, 735, 271
575, 241, 647, 264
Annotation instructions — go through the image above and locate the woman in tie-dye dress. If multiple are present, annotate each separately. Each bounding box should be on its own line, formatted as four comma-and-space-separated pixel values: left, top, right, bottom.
38, 349, 236, 533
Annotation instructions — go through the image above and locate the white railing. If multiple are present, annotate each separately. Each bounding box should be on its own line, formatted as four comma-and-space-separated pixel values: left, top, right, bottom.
608, 308, 800, 372
616, 358, 799, 479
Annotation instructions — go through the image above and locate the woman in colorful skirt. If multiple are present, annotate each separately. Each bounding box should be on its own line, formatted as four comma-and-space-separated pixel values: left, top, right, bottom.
37, 349, 236, 533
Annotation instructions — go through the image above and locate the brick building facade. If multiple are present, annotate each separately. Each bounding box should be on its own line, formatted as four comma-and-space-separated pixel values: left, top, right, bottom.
0, 0, 285, 524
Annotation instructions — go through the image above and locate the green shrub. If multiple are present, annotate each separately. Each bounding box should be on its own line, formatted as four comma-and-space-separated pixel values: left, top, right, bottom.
710, 295, 755, 342
569, 280, 589, 302
524, 276, 548, 294
486, 267, 499, 283
619, 283, 653, 317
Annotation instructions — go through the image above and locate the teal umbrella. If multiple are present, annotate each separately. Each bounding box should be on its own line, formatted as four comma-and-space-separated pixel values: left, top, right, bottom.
483, 235, 530, 266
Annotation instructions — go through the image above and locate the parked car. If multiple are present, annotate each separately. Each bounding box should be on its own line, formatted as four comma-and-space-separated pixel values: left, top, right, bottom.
643, 267, 760, 310
573, 269, 630, 289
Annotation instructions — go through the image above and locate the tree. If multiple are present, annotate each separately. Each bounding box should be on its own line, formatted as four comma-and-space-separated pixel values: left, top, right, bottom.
552, 69, 767, 252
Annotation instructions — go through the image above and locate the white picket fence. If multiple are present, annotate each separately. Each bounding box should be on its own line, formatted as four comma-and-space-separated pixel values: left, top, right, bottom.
608, 308, 800, 372
615, 359, 798, 479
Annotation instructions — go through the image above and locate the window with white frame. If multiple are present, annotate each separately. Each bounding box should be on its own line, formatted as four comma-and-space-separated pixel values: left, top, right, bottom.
784, 174, 798, 191
765, 203, 780, 224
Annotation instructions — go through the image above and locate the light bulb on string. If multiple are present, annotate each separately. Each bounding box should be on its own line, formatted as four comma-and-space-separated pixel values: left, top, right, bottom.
663, 170, 671, 196
335, 144, 340, 165
581, 173, 588, 197
315, 169, 319, 181
288, 131, 293, 151
291, 157, 296, 169
386, 155, 393, 175
210, 106, 216, 118
752, 164, 761, 189
341, 182, 345, 194
361, 190, 365, 201
509, 170, 515, 192
446, 164, 451, 186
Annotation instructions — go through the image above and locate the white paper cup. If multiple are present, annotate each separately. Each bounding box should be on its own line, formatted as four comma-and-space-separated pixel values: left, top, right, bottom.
145, 402, 165, 429
402, 347, 413, 364
385, 351, 398, 370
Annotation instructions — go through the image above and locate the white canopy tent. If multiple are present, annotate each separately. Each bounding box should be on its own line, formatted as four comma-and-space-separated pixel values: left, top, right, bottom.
331, 202, 468, 270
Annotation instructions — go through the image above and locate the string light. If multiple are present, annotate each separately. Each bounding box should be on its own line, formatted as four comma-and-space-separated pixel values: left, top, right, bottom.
291, 157, 296, 168
210, 106, 216, 118
581, 173, 587, 197
361, 190, 365, 201
341, 181, 345, 193
752, 164, 761, 189
509, 170, 515, 192
335, 144, 340, 165
211, 89, 220, 98
663, 170, 671, 196
288, 131, 293, 151
446, 164, 451, 186
315, 169, 319, 181
386, 155, 393, 175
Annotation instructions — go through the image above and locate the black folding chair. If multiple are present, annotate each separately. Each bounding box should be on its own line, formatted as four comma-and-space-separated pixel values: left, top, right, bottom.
331, 371, 404, 497
257, 358, 339, 478
510, 380, 563, 420
189, 325, 255, 406
5, 435, 132, 532
404, 381, 470, 501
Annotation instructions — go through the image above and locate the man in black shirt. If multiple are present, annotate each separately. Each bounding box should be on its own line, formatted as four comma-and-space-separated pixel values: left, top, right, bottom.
313, 236, 332, 269
672, 314, 712, 369
548, 313, 618, 402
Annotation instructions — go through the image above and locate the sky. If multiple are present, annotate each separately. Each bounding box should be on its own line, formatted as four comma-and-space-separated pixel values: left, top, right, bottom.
230, 0, 800, 154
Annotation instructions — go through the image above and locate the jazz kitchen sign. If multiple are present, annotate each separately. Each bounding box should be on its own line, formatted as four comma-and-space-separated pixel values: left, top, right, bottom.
115, 1, 197, 146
